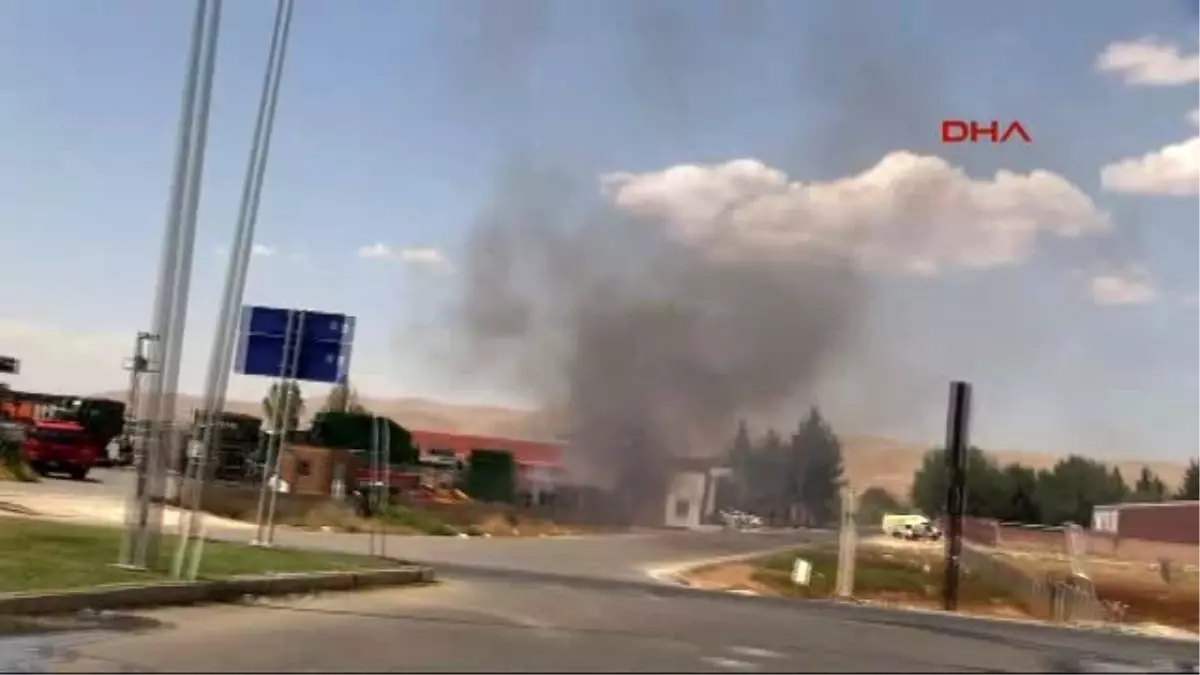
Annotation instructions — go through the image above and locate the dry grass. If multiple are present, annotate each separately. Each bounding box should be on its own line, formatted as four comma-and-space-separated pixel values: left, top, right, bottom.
993, 548, 1200, 631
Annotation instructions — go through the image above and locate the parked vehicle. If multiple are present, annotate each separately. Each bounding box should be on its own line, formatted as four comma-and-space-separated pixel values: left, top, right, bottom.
882, 513, 940, 540
22, 420, 100, 480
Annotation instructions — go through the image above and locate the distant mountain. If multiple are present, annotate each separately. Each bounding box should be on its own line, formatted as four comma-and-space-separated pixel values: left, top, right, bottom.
92, 390, 1190, 499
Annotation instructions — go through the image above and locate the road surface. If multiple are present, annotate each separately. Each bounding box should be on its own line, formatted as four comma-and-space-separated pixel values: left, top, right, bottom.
8, 573, 1196, 673
0, 468, 830, 582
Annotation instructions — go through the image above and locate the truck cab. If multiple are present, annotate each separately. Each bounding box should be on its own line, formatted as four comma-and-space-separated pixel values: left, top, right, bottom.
22, 419, 100, 480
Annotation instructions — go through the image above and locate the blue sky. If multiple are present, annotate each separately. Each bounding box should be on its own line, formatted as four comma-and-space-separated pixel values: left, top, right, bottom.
0, 0, 1196, 460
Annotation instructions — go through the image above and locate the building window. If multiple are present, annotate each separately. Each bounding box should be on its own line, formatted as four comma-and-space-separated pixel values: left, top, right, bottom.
298, 460, 312, 477
674, 499, 691, 520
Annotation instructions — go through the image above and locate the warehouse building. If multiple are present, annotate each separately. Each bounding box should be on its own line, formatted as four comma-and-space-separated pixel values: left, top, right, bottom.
409, 430, 566, 506
1091, 500, 1199, 545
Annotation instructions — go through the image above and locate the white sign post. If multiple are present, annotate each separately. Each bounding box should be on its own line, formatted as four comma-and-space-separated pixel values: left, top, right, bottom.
791, 558, 813, 586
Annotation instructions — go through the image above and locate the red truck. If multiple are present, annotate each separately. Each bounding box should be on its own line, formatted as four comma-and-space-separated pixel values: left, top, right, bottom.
22, 419, 101, 480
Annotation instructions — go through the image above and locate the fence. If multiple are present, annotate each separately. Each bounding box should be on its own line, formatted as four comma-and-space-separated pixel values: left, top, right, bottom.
960, 542, 1109, 623
960, 516, 1199, 567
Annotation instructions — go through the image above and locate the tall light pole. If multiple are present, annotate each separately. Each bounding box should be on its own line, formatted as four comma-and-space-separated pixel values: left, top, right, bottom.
176, 0, 296, 577
120, 0, 223, 570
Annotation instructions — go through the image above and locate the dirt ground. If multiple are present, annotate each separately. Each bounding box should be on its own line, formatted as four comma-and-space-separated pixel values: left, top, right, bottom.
680, 538, 1029, 621
989, 547, 1200, 632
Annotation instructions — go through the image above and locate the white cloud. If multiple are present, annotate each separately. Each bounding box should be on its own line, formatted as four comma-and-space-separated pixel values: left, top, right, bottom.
1086, 266, 1158, 305
1096, 37, 1200, 86
1100, 135, 1200, 196
357, 243, 452, 270
602, 152, 1111, 275
214, 243, 282, 258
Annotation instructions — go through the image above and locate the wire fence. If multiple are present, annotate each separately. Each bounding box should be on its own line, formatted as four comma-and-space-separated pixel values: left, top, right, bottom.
961, 542, 1110, 623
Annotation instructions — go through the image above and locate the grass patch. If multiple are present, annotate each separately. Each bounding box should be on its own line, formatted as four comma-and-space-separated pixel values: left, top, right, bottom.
377, 505, 462, 536
0, 517, 397, 594
0, 442, 38, 483
749, 545, 1012, 607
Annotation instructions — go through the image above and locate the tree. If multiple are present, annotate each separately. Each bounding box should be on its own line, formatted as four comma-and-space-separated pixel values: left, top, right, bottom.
323, 381, 366, 415
1132, 466, 1168, 502
727, 420, 755, 509
908, 446, 1007, 519
757, 428, 787, 514
791, 407, 845, 527
995, 463, 1041, 524
262, 382, 305, 433
1035, 455, 1129, 526
1175, 459, 1199, 500
856, 486, 904, 526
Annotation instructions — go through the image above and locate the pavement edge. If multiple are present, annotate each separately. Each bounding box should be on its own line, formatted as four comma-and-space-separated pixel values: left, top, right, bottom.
0, 566, 437, 616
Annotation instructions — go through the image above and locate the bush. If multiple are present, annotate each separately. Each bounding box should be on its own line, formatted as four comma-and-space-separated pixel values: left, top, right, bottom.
0, 441, 38, 483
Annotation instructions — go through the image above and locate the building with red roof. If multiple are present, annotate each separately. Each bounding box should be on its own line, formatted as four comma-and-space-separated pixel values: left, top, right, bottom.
409, 430, 566, 503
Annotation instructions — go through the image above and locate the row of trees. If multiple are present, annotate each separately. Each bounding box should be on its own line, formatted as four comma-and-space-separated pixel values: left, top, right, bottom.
260, 380, 365, 431
725, 407, 846, 527
908, 446, 1200, 527
721, 409, 1199, 530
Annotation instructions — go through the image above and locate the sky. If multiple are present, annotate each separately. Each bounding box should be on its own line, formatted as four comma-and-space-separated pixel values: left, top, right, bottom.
0, 0, 1197, 461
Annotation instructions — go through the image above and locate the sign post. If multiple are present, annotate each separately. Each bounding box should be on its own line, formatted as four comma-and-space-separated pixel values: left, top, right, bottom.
943, 381, 973, 612
176, 305, 354, 576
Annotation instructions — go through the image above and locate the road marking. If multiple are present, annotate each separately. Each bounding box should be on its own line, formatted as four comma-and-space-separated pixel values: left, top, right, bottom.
701, 656, 760, 671
726, 646, 784, 659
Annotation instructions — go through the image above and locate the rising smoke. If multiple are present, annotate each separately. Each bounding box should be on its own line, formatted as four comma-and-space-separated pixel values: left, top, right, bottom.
429, 0, 1124, 517
432, 1, 927, 515
456, 162, 865, 495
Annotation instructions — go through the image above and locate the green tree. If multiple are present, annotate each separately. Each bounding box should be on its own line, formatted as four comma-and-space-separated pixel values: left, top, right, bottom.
1132, 466, 1168, 502
323, 381, 366, 415
750, 428, 788, 521
262, 382, 305, 433
1175, 459, 1199, 500
909, 446, 1007, 519
995, 463, 1041, 524
855, 486, 904, 526
791, 407, 845, 526
1035, 455, 1129, 526
727, 420, 755, 509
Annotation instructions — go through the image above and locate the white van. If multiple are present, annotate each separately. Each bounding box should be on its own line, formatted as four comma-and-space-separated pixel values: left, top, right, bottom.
881, 513, 932, 537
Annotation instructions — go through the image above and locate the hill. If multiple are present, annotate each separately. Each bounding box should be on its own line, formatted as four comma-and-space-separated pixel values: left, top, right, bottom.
93, 391, 1190, 499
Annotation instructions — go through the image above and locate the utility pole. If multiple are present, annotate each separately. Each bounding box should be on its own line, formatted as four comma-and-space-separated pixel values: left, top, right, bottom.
943, 381, 972, 612
835, 484, 858, 598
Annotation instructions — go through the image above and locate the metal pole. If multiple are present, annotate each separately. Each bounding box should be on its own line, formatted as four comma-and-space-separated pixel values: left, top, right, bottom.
379, 417, 390, 558
151, 0, 223, 574
210, 0, 296, 423
122, 0, 208, 570
183, 0, 294, 577
265, 314, 304, 545
252, 311, 296, 545
943, 381, 972, 612
368, 416, 379, 556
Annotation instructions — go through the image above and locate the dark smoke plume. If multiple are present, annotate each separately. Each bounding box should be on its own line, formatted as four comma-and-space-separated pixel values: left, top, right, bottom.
449, 160, 865, 516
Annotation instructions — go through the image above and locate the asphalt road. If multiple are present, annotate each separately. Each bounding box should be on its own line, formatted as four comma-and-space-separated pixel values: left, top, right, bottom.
2, 468, 832, 583
9, 574, 1196, 673
3, 469, 1197, 672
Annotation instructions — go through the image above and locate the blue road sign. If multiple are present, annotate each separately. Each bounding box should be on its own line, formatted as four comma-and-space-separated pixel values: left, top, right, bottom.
234, 305, 355, 384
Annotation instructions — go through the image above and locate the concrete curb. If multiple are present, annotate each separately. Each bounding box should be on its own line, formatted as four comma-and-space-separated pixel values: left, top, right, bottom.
643, 542, 809, 585
0, 566, 436, 617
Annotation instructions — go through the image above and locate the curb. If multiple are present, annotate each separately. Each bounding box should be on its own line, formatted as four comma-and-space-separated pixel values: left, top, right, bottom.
0, 566, 436, 617
644, 542, 810, 585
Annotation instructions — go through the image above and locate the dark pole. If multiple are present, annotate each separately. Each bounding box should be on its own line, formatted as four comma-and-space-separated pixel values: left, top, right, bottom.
943, 381, 972, 612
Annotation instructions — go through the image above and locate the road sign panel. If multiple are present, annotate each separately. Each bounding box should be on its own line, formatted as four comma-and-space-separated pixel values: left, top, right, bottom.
234, 306, 355, 384
0, 356, 18, 375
